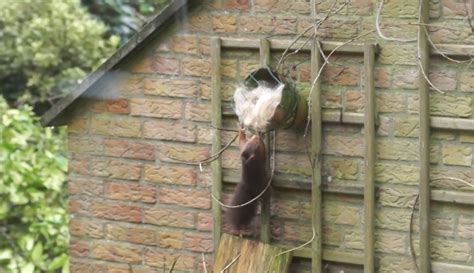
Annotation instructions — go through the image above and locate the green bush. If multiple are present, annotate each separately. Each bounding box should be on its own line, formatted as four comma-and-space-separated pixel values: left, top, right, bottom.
0, 0, 119, 113
0, 98, 69, 273
82, 0, 172, 43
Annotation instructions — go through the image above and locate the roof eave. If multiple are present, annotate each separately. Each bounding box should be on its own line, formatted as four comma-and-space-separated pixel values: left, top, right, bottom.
41, 0, 190, 126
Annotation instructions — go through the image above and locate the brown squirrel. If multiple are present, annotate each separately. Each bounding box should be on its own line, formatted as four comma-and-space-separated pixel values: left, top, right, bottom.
226, 129, 268, 234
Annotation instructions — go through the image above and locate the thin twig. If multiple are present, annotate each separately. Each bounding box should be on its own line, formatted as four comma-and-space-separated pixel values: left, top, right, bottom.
168, 257, 178, 273
417, 57, 445, 94
463, 0, 474, 32
376, 0, 417, 42
210, 124, 240, 132
211, 131, 276, 209
159, 132, 238, 165
431, 176, 474, 188
201, 253, 208, 273
267, 226, 316, 273
416, 0, 446, 95
409, 193, 420, 273
220, 253, 241, 273
276, 0, 350, 71
423, 26, 474, 64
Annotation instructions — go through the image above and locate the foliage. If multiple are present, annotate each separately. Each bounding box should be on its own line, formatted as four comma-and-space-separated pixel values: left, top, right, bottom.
0, 0, 119, 114
82, 0, 172, 42
0, 97, 69, 273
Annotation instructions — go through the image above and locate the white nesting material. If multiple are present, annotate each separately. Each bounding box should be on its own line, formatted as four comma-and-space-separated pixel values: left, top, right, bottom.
233, 84, 284, 131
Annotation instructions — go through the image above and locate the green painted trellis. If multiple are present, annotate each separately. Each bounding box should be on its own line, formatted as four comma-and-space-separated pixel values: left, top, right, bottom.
210, 35, 474, 272
211, 37, 379, 272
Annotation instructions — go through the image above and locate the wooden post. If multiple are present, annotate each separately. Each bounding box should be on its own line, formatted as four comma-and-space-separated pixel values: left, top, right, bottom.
211, 37, 222, 254
363, 43, 376, 273
259, 38, 272, 243
418, 0, 431, 271
311, 39, 323, 273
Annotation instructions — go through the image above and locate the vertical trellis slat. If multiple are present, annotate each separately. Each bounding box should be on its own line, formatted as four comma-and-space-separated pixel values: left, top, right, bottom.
418, 0, 431, 271
311, 39, 323, 273
259, 38, 272, 243
363, 43, 376, 273
211, 37, 222, 254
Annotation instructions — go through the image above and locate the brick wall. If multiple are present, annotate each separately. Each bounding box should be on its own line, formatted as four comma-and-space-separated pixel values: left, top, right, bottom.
67, 0, 473, 272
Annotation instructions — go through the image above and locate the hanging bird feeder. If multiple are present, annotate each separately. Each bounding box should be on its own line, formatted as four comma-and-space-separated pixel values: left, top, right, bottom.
233, 67, 308, 132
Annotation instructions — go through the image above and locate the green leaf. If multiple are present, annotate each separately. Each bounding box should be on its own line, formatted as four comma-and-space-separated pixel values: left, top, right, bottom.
48, 253, 67, 271
31, 242, 43, 266
0, 249, 12, 260
62, 257, 70, 273
23, 263, 35, 273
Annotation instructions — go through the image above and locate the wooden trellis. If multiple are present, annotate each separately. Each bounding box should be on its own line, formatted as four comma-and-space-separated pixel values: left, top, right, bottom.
210, 36, 474, 273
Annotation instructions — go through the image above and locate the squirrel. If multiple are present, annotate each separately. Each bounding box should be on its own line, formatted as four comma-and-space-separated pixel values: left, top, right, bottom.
226, 128, 268, 234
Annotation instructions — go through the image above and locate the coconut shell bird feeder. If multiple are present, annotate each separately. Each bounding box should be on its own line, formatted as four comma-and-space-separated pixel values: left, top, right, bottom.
234, 67, 308, 132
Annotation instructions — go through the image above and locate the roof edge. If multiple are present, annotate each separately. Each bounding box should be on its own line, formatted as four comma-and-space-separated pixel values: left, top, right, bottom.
41, 0, 189, 126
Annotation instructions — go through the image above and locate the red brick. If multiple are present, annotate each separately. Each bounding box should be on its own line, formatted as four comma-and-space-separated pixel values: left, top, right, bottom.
255, 0, 311, 14
322, 90, 342, 109
107, 265, 156, 273
69, 154, 90, 175
240, 16, 274, 33
68, 176, 103, 196
322, 65, 360, 86
69, 198, 90, 216
393, 68, 419, 90
169, 35, 198, 54
283, 222, 312, 243
91, 159, 142, 181
104, 139, 155, 161
106, 223, 157, 245
442, 0, 469, 16
143, 78, 198, 98
212, 15, 237, 33
429, 68, 457, 92
70, 239, 89, 258
160, 187, 211, 209
185, 101, 211, 122
69, 217, 104, 238
118, 75, 144, 95
70, 258, 106, 272
273, 17, 297, 35
154, 56, 180, 75
128, 57, 154, 74
375, 67, 391, 88
158, 143, 209, 163
225, 0, 249, 10
130, 98, 182, 119
143, 120, 196, 142
158, 230, 184, 249
275, 153, 312, 176
182, 58, 212, 77
144, 164, 197, 185
68, 137, 102, 154
377, 93, 406, 113
323, 135, 364, 157
105, 182, 157, 203
144, 249, 196, 270
198, 37, 211, 55
184, 232, 213, 253
90, 241, 143, 264
345, 90, 364, 112
90, 99, 129, 114
90, 115, 141, 138
91, 200, 141, 222
144, 207, 195, 228
68, 117, 88, 134
197, 212, 213, 231
185, 13, 212, 32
